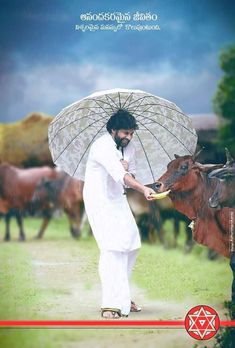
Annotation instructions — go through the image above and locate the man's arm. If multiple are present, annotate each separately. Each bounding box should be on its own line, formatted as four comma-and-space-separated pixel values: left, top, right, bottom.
124, 173, 155, 200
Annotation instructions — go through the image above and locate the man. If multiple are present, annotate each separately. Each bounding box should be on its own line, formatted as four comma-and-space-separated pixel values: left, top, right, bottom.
83, 109, 155, 318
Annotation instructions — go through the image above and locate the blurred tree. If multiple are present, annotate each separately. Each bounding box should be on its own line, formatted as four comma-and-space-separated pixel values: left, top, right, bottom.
213, 45, 235, 155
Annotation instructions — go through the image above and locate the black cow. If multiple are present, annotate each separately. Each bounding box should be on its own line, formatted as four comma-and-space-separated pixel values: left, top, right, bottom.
208, 148, 235, 312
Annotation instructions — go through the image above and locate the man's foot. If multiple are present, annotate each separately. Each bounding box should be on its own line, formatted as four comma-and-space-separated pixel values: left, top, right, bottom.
130, 301, 141, 312
101, 308, 121, 319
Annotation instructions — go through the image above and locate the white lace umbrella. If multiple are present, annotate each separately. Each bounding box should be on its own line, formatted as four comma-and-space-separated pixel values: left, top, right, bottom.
48, 88, 197, 184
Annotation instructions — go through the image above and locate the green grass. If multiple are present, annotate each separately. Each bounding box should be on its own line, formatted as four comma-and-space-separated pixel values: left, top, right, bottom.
133, 220, 231, 302
134, 243, 230, 302
0, 242, 58, 348
0, 243, 37, 320
0, 215, 232, 347
1, 215, 231, 304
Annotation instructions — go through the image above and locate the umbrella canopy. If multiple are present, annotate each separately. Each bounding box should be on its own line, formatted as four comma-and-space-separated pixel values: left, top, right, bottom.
48, 88, 197, 184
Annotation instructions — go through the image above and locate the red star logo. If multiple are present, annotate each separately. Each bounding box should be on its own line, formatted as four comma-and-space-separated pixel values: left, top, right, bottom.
185, 305, 220, 340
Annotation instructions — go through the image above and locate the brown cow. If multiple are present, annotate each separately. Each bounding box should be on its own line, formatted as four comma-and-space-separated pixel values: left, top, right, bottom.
0, 163, 58, 240
31, 172, 84, 239
153, 150, 231, 258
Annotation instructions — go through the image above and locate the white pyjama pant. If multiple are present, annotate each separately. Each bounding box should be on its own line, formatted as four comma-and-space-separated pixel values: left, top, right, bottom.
99, 249, 139, 316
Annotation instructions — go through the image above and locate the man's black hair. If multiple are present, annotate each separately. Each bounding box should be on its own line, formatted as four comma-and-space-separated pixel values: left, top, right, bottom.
106, 109, 138, 133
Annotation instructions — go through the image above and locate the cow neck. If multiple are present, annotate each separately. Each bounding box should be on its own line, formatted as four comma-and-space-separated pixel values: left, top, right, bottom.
168, 172, 230, 259
170, 172, 210, 221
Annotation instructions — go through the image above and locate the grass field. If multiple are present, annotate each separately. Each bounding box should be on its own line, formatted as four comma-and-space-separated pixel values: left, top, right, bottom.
0, 215, 232, 348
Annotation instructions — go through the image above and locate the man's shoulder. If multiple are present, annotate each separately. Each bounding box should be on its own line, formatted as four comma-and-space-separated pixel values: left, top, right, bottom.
90, 133, 113, 151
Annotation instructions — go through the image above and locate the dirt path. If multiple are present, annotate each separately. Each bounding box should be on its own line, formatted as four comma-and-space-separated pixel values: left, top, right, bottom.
24, 240, 224, 348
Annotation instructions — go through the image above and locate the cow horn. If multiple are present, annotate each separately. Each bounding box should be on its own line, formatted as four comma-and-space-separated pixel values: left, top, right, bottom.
225, 147, 234, 165
174, 154, 180, 159
192, 147, 205, 162
192, 162, 223, 173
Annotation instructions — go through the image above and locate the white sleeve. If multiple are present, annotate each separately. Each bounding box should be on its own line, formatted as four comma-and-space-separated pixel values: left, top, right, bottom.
91, 144, 128, 185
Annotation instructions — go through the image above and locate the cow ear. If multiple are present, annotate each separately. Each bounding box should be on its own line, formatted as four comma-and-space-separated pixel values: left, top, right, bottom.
174, 154, 180, 159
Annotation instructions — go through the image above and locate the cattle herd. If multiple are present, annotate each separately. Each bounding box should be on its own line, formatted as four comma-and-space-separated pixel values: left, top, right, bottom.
0, 164, 84, 241
0, 148, 234, 255
0, 148, 235, 308
0, 162, 193, 251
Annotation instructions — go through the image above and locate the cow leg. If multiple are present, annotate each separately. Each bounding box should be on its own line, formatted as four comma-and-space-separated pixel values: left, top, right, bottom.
65, 209, 81, 239
137, 214, 149, 242
79, 210, 92, 236
15, 210, 26, 241
65, 203, 84, 239
151, 206, 165, 244
69, 216, 81, 238
158, 224, 166, 245
36, 216, 51, 239
148, 224, 156, 244
184, 225, 194, 253
173, 217, 179, 248
4, 212, 11, 241
80, 210, 88, 231
148, 208, 158, 244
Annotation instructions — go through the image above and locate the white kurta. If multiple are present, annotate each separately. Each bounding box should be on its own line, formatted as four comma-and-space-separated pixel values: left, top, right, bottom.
83, 133, 141, 251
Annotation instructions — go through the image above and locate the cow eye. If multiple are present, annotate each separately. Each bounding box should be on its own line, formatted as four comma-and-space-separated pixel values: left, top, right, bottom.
180, 163, 188, 171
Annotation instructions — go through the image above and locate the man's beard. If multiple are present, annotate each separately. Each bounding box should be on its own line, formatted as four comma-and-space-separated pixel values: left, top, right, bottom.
114, 134, 130, 149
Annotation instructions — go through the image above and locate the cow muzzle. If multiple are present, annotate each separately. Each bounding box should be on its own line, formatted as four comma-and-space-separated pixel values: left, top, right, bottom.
149, 181, 171, 200
154, 181, 162, 191
153, 181, 168, 192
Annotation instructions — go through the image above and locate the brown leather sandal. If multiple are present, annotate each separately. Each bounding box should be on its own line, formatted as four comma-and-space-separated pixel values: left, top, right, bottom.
101, 308, 121, 319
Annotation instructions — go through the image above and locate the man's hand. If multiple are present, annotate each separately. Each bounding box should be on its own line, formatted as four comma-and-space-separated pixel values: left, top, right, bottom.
124, 174, 156, 200
143, 187, 156, 201
120, 160, 129, 171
